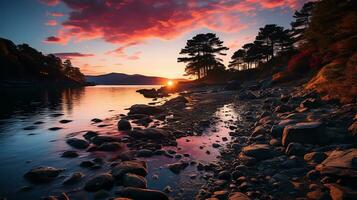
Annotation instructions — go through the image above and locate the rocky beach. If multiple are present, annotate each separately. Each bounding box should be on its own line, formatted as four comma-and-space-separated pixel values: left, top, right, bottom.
6, 81, 355, 200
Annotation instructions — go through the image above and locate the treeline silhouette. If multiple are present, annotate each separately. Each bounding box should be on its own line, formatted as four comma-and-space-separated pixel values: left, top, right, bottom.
178, 0, 356, 103
0, 38, 85, 86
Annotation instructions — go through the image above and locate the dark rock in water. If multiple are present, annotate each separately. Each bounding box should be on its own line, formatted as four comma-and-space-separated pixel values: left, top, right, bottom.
91, 135, 121, 146
59, 119, 72, 124
130, 128, 171, 139
125, 114, 148, 120
167, 162, 188, 174
23, 126, 37, 130
84, 173, 114, 192
118, 119, 132, 131
48, 127, 62, 131
300, 98, 321, 109
24, 167, 64, 183
61, 150, 79, 158
80, 161, 95, 168
324, 183, 357, 200
304, 152, 328, 165
50, 113, 64, 117
228, 192, 251, 200
116, 187, 169, 200
83, 131, 98, 141
112, 160, 148, 179
285, 142, 306, 156
34, 121, 44, 125
91, 118, 103, 123
282, 122, 326, 146
136, 149, 154, 157
122, 173, 147, 188
62, 172, 84, 185
241, 144, 276, 161
66, 138, 89, 149
136, 88, 166, 98
128, 104, 164, 115
97, 142, 122, 151
316, 148, 357, 178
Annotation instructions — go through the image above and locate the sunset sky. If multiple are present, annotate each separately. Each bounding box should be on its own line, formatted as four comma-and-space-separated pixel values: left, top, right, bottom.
0, 0, 308, 78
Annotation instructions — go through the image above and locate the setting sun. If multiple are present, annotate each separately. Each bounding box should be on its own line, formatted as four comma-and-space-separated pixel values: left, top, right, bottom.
167, 80, 174, 87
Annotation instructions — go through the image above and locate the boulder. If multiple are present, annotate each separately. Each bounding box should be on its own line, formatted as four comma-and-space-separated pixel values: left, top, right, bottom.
116, 187, 169, 200
300, 98, 321, 109
63, 172, 84, 185
112, 160, 148, 179
122, 173, 147, 188
163, 96, 188, 107
270, 119, 297, 138
167, 162, 189, 174
241, 144, 275, 160
229, 192, 251, 200
129, 128, 171, 139
84, 173, 114, 192
61, 150, 79, 158
304, 152, 328, 165
316, 148, 357, 178
97, 142, 122, 151
128, 104, 164, 115
325, 183, 357, 200
282, 122, 326, 146
24, 167, 64, 183
66, 138, 89, 149
118, 119, 132, 131
285, 142, 306, 156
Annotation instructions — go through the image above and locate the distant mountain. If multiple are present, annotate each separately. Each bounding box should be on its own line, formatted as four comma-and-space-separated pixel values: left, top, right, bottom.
86, 73, 185, 85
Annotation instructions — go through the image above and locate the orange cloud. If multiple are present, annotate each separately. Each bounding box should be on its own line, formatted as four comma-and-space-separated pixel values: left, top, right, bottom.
45, 20, 57, 26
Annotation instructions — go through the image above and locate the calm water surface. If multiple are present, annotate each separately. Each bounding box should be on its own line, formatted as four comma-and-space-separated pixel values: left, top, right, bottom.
0, 86, 239, 200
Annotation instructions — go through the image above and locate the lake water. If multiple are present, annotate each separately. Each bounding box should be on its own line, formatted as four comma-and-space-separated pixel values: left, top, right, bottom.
0, 85, 239, 200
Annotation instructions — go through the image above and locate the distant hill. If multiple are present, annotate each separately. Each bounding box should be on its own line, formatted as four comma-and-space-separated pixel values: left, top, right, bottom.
86, 73, 185, 85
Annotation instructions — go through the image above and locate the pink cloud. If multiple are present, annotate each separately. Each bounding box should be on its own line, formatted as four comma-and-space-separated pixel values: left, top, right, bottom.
52, 52, 94, 59
45, 20, 57, 26
40, 0, 60, 6
45, 0, 308, 48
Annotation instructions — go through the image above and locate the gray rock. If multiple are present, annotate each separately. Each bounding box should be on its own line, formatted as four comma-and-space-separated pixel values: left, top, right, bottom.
116, 187, 169, 200
304, 152, 328, 165
122, 173, 147, 188
242, 144, 275, 160
24, 167, 64, 183
136, 149, 154, 157
128, 104, 164, 115
97, 142, 122, 151
63, 172, 84, 185
66, 138, 89, 149
61, 150, 79, 158
285, 142, 306, 156
316, 148, 357, 178
84, 173, 114, 192
167, 162, 188, 174
112, 160, 148, 179
118, 119, 132, 131
282, 122, 326, 146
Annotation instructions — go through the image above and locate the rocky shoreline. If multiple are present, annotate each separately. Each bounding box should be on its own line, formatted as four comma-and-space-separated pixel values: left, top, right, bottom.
14, 82, 357, 200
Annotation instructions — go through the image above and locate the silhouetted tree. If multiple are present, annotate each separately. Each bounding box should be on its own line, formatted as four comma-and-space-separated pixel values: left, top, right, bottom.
178, 33, 228, 79
229, 49, 246, 70
291, 1, 316, 45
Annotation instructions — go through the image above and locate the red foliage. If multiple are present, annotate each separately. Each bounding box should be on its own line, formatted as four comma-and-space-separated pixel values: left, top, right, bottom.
287, 47, 322, 74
